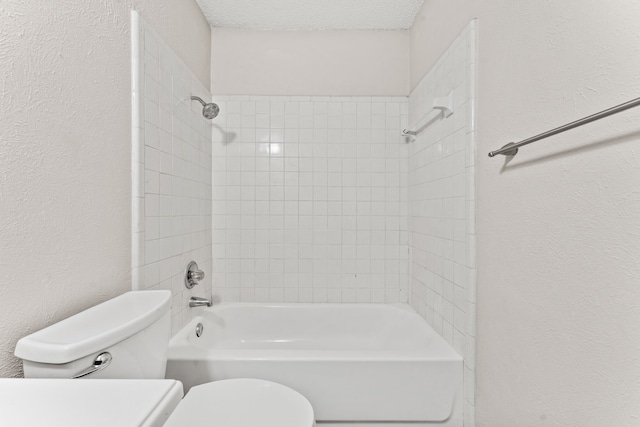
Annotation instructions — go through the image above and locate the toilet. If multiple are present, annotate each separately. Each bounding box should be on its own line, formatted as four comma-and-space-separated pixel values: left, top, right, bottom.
14, 291, 315, 427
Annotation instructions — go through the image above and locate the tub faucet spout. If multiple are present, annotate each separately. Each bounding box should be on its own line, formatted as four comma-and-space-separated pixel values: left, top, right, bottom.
189, 296, 212, 308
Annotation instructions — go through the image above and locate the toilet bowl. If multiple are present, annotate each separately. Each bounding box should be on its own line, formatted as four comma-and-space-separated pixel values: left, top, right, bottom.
14, 291, 315, 426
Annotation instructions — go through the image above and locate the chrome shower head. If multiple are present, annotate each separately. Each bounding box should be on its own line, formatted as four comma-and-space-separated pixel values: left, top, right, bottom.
191, 96, 219, 119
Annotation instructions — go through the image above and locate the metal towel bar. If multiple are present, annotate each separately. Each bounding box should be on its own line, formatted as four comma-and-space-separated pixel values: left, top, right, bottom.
488, 96, 640, 157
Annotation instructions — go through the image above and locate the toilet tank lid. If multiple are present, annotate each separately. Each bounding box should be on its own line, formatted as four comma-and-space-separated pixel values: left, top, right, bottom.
15, 291, 172, 364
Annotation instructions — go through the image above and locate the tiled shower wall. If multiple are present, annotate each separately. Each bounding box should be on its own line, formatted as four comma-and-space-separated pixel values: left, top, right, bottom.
211, 96, 409, 303
407, 20, 477, 426
131, 12, 213, 335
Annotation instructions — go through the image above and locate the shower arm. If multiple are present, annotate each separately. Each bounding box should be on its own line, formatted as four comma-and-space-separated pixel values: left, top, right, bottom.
191, 96, 207, 106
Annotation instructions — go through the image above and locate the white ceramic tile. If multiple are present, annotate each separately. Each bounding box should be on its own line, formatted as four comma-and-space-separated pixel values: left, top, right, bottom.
212, 95, 408, 304
407, 20, 477, 426
131, 15, 212, 335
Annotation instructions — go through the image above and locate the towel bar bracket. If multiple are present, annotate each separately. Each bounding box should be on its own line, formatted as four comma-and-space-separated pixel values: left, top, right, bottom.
491, 142, 518, 157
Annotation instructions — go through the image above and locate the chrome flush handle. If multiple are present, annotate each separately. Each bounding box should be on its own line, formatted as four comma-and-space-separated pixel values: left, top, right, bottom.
71, 352, 112, 379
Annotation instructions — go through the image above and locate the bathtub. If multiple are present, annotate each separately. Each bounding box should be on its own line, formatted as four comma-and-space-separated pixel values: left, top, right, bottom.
166, 303, 463, 425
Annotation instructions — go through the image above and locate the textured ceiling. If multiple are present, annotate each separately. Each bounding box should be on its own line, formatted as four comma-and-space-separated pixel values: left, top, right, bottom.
195, 0, 425, 30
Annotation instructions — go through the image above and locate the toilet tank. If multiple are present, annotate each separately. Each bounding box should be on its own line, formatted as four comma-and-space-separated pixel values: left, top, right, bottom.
15, 291, 172, 380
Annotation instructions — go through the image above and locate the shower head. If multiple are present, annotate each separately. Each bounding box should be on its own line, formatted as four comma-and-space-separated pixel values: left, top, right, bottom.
190, 96, 220, 119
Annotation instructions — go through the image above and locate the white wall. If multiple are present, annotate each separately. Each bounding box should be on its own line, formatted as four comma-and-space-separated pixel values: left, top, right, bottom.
407, 21, 477, 427
132, 15, 213, 336
211, 29, 409, 96
409, 0, 475, 90
412, 1, 640, 425
0, 1, 210, 377
210, 95, 409, 303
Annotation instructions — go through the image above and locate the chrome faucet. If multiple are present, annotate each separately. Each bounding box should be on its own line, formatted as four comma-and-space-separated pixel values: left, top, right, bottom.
189, 296, 212, 308
185, 261, 205, 289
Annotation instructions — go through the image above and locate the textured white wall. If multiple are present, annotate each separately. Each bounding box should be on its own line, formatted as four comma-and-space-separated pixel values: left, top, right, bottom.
211, 29, 409, 96
412, 1, 640, 425
210, 95, 409, 303
0, 1, 210, 377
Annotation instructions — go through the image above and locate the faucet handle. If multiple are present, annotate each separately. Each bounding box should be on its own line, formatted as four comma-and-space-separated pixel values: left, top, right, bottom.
185, 261, 205, 289
189, 269, 205, 281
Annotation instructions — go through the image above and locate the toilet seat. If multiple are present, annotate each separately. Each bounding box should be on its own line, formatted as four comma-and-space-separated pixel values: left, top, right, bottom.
163, 378, 315, 427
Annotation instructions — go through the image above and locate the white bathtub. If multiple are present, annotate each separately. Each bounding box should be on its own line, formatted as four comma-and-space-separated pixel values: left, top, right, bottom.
166, 303, 463, 425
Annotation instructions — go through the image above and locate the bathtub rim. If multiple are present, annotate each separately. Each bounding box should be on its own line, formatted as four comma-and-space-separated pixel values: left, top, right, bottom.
168, 302, 462, 362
